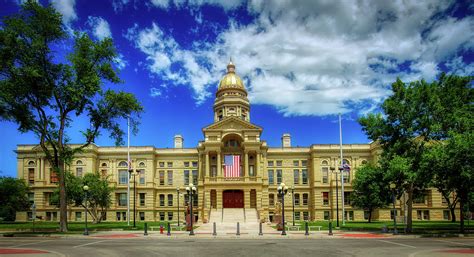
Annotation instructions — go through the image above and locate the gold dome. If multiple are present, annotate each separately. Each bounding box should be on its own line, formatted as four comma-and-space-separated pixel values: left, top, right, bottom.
218, 60, 246, 91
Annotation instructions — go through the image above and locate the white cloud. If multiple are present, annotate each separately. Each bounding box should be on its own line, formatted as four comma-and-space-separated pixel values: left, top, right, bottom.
150, 87, 162, 97
51, 0, 77, 24
149, 0, 244, 11
87, 16, 112, 41
114, 53, 128, 70
112, 0, 130, 13
128, 0, 474, 116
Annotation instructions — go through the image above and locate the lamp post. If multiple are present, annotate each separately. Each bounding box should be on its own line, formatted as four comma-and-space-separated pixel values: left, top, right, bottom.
177, 187, 180, 227
290, 185, 295, 226
331, 166, 339, 227
278, 182, 289, 235
83, 185, 89, 236
186, 183, 197, 236
390, 183, 398, 235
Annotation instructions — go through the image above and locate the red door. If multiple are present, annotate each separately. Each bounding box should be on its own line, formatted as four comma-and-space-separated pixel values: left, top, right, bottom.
223, 190, 244, 208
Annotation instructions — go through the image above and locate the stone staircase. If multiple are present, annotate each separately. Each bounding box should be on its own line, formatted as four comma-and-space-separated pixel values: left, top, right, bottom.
196, 208, 274, 235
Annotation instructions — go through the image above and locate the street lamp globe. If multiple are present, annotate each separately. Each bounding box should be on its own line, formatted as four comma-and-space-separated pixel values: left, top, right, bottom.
390, 183, 396, 190
186, 186, 190, 192
83, 185, 89, 191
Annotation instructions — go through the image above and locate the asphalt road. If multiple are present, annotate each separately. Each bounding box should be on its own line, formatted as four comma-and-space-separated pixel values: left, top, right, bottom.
0, 237, 473, 257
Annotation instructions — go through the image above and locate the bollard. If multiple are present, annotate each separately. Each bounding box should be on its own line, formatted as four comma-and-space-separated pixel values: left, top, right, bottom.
236, 222, 240, 236
212, 222, 217, 236
160, 224, 164, 234
258, 222, 263, 236
328, 222, 333, 236
167, 222, 171, 236
144, 222, 148, 236
305, 221, 309, 236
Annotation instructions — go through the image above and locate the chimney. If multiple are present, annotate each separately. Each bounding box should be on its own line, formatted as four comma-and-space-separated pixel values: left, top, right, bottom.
174, 134, 183, 148
282, 133, 291, 148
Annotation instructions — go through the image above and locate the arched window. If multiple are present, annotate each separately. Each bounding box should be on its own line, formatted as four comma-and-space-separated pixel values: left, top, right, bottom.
101, 162, 108, 167
138, 162, 146, 168
321, 160, 329, 166
343, 159, 350, 165
76, 160, 83, 165
361, 160, 368, 165
28, 161, 36, 166
118, 161, 128, 167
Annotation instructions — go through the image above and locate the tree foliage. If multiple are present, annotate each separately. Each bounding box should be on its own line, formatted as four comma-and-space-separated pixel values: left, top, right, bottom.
0, 1, 143, 231
0, 177, 30, 221
53, 172, 114, 223
351, 164, 390, 222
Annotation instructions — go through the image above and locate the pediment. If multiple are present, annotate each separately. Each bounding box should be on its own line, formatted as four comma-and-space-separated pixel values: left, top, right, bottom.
203, 117, 262, 132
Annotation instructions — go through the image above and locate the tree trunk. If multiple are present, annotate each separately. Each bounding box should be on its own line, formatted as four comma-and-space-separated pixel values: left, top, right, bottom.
406, 187, 413, 233
450, 207, 456, 223
58, 160, 68, 232
460, 199, 465, 234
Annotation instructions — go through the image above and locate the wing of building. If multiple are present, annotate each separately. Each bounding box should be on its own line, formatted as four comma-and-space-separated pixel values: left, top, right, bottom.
16, 61, 453, 223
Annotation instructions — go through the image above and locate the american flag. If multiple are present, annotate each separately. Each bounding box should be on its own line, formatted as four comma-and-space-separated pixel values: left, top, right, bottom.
224, 155, 241, 177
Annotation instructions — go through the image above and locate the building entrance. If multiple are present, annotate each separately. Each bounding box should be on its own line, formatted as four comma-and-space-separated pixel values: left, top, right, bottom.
223, 190, 244, 208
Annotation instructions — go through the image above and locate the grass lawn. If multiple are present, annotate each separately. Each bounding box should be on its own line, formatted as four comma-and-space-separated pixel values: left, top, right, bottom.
293, 220, 474, 233
0, 221, 188, 233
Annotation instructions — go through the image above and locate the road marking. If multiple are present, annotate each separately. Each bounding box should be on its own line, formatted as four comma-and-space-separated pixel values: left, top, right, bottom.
432, 239, 473, 246
11, 240, 49, 248
377, 240, 417, 249
73, 240, 108, 248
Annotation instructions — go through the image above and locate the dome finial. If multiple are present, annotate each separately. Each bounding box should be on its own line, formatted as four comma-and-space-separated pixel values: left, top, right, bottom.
227, 57, 235, 73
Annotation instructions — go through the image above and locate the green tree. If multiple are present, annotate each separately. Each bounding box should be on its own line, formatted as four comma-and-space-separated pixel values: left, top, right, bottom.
0, 1, 143, 231
53, 172, 114, 223
359, 78, 436, 233
351, 164, 390, 222
0, 177, 30, 221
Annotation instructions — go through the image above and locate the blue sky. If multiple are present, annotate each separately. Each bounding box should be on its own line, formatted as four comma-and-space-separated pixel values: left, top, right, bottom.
1, 0, 473, 178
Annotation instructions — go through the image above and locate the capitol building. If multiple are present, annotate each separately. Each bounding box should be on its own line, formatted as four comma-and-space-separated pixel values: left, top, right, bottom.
16, 61, 450, 224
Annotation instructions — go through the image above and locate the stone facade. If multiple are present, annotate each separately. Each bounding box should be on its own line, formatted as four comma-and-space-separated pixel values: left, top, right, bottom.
15, 61, 457, 223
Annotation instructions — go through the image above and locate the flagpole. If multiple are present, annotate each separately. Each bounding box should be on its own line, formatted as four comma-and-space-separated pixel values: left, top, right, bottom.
339, 113, 345, 226
127, 117, 131, 226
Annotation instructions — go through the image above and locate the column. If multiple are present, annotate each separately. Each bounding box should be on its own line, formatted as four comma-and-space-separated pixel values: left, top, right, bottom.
217, 151, 221, 177
244, 152, 249, 177
255, 152, 260, 177
244, 189, 251, 209
205, 152, 210, 177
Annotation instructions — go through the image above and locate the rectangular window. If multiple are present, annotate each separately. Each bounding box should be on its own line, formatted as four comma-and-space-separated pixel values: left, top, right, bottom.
324, 211, 330, 220
322, 167, 328, 183
168, 194, 173, 206
76, 167, 83, 177
192, 161, 198, 168
184, 170, 190, 185
268, 170, 274, 184
28, 168, 35, 185
303, 211, 309, 221
75, 212, 82, 221
139, 169, 145, 184
343, 171, 350, 183
392, 210, 398, 220
302, 193, 308, 206
211, 166, 217, 177
301, 160, 307, 167
167, 171, 173, 185
167, 162, 173, 168
139, 193, 145, 206
159, 171, 165, 185
293, 169, 299, 184
50, 168, 58, 184
159, 162, 165, 167
119, 170, 128, 184
276, 160, 282, 167
295, 212, 301, 220
276, 169, 282, 184
116, 212, 121, 221
192, 170, 198, 185
344, 192, 351, 205
140, 212, 145, 221
414, 192, 427, 204
345, 211, 354, 221
28, 193, 34, 205
249, 165, 255, 176
269, 194, 275, 206
423, 210, 430, 220
302, 169, 308, 184
118, 193, 127, 206
168, 212, 173, 221
159, 194, 165, 206
322, 192, 329, 206
159, 212, 165, 221
294, 193, 300, 205
184, 162, 190, 167
293, 160, 299, 166
267, 161, 274, 167
443, 210, 450, 220
364, 210, 370, 220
